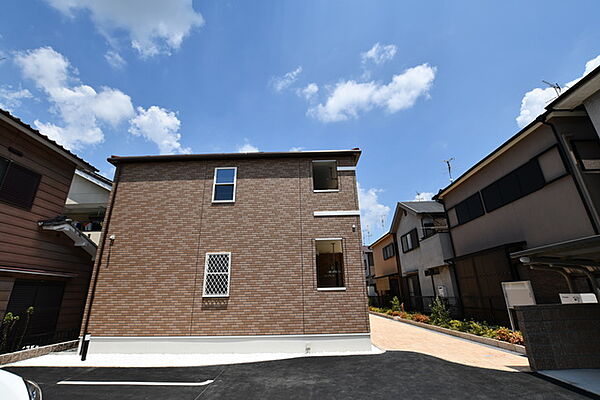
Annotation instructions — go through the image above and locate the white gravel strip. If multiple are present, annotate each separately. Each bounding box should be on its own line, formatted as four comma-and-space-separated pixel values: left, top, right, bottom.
6, 346, 384, 368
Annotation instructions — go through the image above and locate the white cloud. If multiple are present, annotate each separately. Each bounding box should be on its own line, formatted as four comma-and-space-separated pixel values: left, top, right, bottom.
309, 63, 436, 122
516, 54, 600, 128
0, 86, 33, 111
289, 146, 305, 152
413, 192, 434, 201
104, 50, 126, 69
297, 83, 318, 100
14, 47, 134, 149
44, 0, 204, 57
238, 140, 259, 153
270, 66, 302, 92
129, 106, 190, 154
357, 183, 391, 241
361, 42, 397, 65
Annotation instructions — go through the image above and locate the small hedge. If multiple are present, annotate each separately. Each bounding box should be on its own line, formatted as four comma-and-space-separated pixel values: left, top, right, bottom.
369, 300, 524, 345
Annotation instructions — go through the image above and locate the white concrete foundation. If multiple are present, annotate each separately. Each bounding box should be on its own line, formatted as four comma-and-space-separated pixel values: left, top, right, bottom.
87, 333, 372, 354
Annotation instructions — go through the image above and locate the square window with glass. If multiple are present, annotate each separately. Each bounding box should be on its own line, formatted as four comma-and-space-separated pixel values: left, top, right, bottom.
212, 167, 237, 202
315, 239, 345, 289
0, 156, 41, 210
202, 252, 231, 297
312, 160, 338, 191
400, 229, 419, 253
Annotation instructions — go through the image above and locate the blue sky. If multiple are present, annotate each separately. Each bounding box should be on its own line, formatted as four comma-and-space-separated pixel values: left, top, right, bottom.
1, 1, 600, 242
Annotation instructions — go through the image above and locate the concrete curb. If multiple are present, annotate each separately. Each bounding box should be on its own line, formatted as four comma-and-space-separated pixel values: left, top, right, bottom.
370, 312, 526, 355
0, 340, 78, 365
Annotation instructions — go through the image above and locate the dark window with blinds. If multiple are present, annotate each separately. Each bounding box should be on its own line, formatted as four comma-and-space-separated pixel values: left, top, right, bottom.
481, 159, 545, 212
0, 156, 41, 210
400, 229, 419, 253
382, 243, 395, 259
454, 192, 485, 225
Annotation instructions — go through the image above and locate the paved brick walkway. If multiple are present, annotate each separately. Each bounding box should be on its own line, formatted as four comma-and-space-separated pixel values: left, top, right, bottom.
370, 314, 530, 372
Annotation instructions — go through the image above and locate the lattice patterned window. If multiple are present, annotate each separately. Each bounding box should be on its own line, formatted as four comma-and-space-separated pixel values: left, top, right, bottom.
202, 253, 231, 297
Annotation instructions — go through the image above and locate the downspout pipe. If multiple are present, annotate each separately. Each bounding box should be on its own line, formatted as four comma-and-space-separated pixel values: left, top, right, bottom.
79, 165, 121, 361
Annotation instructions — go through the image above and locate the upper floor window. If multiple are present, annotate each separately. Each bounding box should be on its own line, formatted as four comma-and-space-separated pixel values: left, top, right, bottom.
572, 140, 600, 171
212, 167, 237, 203
382, 243, 395, 260
480, 159, 545, 213
421, 216, 448, 239
315, 239, 345, 289
202, 252, 231, 297
454, 192, 485, 225
312, 161, 338, 191
0, 156, 41, 210
400, 229, 419, 253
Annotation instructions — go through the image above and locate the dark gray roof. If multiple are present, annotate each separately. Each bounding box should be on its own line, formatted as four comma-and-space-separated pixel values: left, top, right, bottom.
0, 108, 97, 172
399, 201, 444, 214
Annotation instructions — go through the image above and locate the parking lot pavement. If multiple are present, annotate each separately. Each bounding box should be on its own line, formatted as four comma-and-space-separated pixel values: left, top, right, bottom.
5, 352, 587, 400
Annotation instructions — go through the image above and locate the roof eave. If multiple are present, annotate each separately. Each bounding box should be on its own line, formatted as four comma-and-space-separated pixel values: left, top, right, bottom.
108, 149, 362, 165
0, 111, 97, 172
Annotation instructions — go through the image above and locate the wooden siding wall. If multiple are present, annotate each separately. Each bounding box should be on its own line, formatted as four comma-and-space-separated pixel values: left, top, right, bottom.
0, 120, 93, 334
0, 277, 15, 316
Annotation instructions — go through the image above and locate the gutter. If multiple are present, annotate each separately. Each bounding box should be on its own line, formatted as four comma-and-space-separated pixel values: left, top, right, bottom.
79, 166, 120, 361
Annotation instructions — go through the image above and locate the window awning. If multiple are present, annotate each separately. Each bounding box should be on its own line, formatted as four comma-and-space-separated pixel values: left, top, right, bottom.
0, 265, 77, 278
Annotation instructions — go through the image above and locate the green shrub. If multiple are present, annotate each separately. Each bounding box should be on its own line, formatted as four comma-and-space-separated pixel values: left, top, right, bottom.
448, 319, 465, 331
391, 296, 402, 312
430, 297, 451, 326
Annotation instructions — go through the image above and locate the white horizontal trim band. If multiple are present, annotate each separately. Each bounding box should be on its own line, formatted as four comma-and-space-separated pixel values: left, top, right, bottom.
57, 380, 214, 387
314, 210, 360, 217
337, 166, 356, 171
317, 287, 347, 291
84, 333, 370, 340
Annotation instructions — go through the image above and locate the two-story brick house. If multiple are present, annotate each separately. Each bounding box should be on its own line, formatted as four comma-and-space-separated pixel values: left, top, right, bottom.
81, 149, 371, 354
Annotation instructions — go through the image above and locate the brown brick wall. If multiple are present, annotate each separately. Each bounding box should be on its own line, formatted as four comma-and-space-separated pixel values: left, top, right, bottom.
85, 156, 369, 337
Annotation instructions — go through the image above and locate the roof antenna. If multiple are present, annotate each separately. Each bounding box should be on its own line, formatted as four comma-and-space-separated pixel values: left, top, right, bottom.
364, 224, 372, 242
443, 158, 455, 183
542, 80, 562, 97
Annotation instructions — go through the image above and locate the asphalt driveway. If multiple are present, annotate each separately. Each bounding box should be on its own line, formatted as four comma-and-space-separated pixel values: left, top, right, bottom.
5, 351, 587, 400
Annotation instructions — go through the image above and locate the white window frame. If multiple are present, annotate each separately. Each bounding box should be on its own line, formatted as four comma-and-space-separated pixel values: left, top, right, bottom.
314, 238, 346, 290
212, 167, 237, 203
312, 160, 340, 192
202, 252, 232, 298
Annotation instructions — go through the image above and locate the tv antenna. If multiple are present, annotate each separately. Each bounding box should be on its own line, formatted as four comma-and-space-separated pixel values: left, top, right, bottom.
443, 158, 455, 182
542, 80, 562, 97
364, 224, 372, 242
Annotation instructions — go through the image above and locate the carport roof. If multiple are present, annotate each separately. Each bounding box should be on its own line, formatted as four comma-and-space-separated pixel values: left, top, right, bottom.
510, 234, 600, 267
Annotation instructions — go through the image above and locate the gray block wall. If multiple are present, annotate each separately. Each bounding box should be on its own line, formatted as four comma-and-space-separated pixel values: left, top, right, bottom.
515, 303, 600, 370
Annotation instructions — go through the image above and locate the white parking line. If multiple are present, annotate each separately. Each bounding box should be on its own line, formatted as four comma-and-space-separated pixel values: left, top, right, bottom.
57, 380, 214, 386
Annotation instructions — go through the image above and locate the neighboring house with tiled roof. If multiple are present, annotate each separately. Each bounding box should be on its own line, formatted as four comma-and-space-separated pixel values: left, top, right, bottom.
0, 108, 98, 353
389, 201, 457, 314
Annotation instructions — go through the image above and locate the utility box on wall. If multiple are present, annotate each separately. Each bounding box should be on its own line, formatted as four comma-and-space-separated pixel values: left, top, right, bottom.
559, 293, 598, 304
